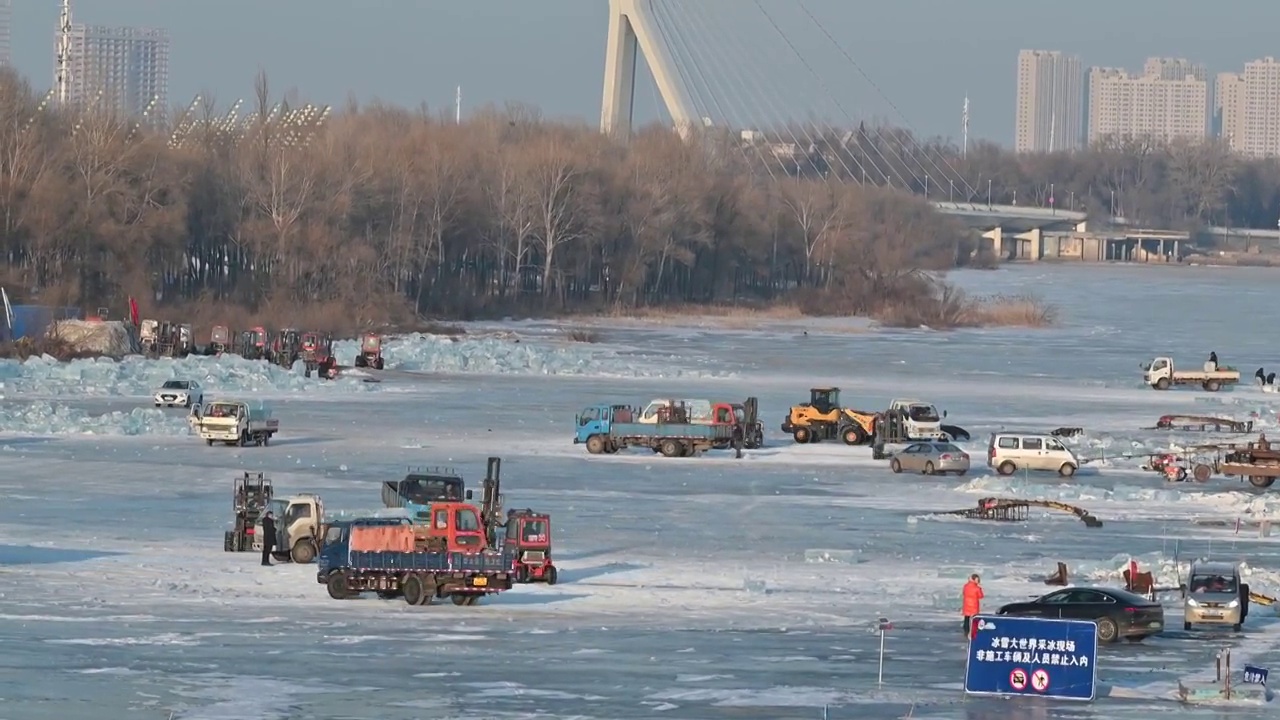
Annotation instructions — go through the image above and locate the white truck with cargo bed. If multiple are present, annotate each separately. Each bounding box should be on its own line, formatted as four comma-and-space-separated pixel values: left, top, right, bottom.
1142, 356, 1239, 392
196, 400, 280, 446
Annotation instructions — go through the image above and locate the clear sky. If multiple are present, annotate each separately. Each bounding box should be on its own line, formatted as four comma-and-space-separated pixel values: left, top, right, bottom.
9, 0, 1280, 146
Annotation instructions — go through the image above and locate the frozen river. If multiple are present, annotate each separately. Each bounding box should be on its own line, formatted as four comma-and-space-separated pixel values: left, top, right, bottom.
2, 263, 1280, 719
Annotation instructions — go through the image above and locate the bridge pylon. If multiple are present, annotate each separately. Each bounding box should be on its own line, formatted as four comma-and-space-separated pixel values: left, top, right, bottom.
601, 0, 699, 138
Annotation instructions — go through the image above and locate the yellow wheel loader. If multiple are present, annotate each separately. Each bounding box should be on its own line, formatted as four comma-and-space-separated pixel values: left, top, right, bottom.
780, 387, 878, 445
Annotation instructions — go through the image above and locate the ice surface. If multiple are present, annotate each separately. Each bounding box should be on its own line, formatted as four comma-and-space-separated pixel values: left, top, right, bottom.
8, 265, 1280, 720
332, 331, 734, 378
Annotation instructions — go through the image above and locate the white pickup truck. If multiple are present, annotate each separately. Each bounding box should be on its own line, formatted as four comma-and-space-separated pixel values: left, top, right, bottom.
1143, 356, 1239, 392
196, 400, 280, 446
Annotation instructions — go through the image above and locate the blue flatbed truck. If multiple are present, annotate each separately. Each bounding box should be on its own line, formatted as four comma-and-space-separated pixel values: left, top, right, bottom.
317, 518, 517, 606
575, 403, 742, 458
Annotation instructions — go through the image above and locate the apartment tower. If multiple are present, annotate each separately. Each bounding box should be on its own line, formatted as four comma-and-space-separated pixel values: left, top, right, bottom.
0, 0, 11, 67
1014, 50, 1084, 153
57, 24, 170, 119
1216, 57, 1280, 157
1087, 58, 1209, 144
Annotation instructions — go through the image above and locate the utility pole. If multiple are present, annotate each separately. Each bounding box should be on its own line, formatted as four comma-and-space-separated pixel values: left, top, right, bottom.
962, 94, 969, 159
55, 0, 72, 107
455, 85, 462, 125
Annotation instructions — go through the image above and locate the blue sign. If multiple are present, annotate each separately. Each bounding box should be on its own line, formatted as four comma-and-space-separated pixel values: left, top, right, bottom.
964, 615, 1098, 701
1243, 665, 1268, 685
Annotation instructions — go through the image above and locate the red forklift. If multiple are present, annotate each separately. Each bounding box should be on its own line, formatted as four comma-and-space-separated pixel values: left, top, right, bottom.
353, 332, 385, 370
504, 509, 556, 584
299, 331, 338, 379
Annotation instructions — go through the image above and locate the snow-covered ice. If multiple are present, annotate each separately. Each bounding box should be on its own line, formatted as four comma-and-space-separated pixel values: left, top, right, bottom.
5, 265, 1280, 719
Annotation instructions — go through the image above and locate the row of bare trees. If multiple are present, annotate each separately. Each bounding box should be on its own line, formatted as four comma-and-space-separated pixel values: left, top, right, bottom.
0, 69, 968, 324
763, 122, 1274, 232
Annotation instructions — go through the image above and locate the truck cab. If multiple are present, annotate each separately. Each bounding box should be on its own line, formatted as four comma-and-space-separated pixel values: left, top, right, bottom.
575, 404, 638, 444
255, 493, 324, 563
887, 398, 947, 440
1143, 357, 1173, 387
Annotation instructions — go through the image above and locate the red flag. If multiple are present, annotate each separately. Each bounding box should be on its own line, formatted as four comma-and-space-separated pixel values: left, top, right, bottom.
129, 297, 139, 327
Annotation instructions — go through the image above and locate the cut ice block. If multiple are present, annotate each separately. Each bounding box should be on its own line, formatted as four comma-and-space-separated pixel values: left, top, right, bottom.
743, 579, 767, 594
804, 549, 856, 563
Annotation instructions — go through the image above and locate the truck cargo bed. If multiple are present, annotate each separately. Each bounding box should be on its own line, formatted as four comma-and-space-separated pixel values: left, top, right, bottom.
608, 422, 734, 440
341, 549, 515, 572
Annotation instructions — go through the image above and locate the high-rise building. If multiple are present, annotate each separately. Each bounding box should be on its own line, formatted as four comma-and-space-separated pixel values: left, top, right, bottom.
1215, 72, 1245, 146
1087, 59, 1209, 145
1232, 57, 1280, 158
1014, 50, 1084, 153
0, 0, 11, 68
57, 24, 170, 119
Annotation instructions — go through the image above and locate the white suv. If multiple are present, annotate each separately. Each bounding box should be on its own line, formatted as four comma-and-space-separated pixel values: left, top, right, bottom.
987, 432, 1079, 477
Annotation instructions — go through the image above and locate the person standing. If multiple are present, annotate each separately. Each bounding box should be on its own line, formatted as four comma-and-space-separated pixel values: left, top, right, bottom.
260, 511, 277, 566
962, 574, 984, 634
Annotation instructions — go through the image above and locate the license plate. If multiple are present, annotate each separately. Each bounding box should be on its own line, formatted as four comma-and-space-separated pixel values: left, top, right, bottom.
1202, 612, 1221, 618
472, 577, 488, 587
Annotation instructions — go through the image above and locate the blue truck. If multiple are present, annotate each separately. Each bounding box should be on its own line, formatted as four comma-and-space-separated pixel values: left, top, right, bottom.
380, 467, 469, 520
317, 517, 518, 606
575, 402, 743, 458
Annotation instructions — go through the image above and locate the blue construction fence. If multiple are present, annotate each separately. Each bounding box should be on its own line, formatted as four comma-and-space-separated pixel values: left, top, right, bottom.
1, 305, 83, 343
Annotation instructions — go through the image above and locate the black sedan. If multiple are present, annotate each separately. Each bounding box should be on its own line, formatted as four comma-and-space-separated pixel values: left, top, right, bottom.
997, 587, 1165, 643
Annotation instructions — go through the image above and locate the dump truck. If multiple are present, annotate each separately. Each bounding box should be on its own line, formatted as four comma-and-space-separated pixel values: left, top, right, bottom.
781, 387, 879, 445
1143, 356, 1239, 392
576, 402, 742, 457
195, 400, 279, 446
317, 517, 518, 605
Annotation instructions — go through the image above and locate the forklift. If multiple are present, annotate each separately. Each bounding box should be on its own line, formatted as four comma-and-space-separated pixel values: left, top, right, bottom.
225, 472, 273, 552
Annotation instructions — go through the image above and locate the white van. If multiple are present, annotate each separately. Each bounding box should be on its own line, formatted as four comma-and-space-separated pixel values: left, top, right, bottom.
987, 432, 1080, 477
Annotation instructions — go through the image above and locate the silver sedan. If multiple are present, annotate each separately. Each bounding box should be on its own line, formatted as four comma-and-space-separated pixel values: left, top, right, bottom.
889, 441, 970, 476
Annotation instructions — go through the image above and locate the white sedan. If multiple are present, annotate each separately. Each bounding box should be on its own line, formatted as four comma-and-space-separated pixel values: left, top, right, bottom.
153, 379, 203, 408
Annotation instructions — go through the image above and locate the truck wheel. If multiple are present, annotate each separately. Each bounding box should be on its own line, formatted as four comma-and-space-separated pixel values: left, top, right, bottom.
660, 439, 681, 458
262, 433, 271, 447
1155, 377, 1170, 390
355, 355, 367, 368
585, 435, 606, 454
374, 358, 384, 370
402, 574, 428, 606
206, 439, 214, 446
998, 461, 1017, 476
793, 428, 810, 444
1249, 476, 1275, 488
545, 565, 558, 585
223, 531, 235, 552
1194, 464, 1213, 482
1206, 380, 1221, 392
842, 427, 864, 446
290, 540, 316, 564
1059, 463, 1077, 477
890, 458, 902, 473
326, 571, 352, 600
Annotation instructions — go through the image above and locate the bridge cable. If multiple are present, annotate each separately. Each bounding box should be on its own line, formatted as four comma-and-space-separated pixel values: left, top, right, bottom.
750, 0, 911, 189
679, 0, 861, 181
793, 0, 978, 200
647, 0, 715, 126
660, 0, 778, 178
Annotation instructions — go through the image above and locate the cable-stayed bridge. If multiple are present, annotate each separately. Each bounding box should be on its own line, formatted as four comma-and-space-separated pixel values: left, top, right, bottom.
600, 0, 1088, 242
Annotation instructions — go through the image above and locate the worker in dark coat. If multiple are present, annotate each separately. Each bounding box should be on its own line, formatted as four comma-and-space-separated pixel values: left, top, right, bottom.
1208, 351, 1219, 370
260, 511, 277, 566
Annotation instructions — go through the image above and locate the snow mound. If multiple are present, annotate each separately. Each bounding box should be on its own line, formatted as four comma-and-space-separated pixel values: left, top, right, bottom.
953, 475, 1189, 504
332, 332, 731, 378
0, 401, 191, 436
0, 355, 379, 397
49, 320, 135, 355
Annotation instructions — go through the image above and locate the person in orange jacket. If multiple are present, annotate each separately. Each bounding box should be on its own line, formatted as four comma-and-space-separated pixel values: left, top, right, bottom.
962, 574, 984, 634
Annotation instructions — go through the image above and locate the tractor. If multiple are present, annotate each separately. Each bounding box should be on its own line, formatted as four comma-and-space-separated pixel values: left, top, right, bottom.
353, 332, 385, 370
781, 387, 878, 445
269, 328, 301, 368
299, 331, 339, 379
207, 325, 233, 355
237, 326, 268, 359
